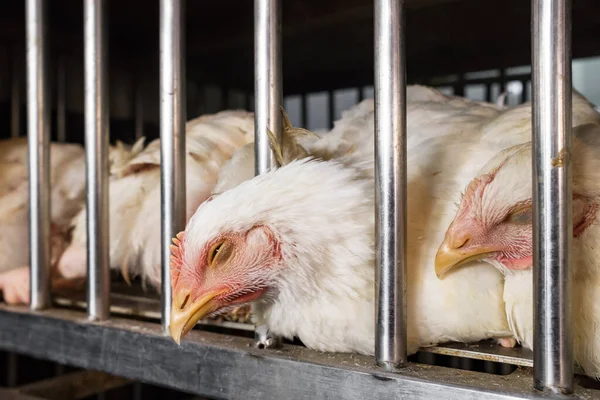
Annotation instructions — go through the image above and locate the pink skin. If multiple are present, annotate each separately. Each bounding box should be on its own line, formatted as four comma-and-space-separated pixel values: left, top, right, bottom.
56, 244, 87, 279
0, 225, 84, 305
446, 177, 598, 348
0, 267, 31, 304
170, 225, 282, 317
0, 265, 85, 304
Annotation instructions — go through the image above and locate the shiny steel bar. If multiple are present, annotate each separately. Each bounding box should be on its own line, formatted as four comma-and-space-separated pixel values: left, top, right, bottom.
11, 50, 21, 138
56, 56, 66, 142
253, 0, 282, 347
254, 0, 282, 176
84, 0, 110, 321
373, 0, 407, 368
160, 0, 186, 334
26, 0, 51, 310
532, 0, 573, 394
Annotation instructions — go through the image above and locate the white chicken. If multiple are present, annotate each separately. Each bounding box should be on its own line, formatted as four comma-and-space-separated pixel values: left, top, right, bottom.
0, 138, 88, 303
168, 85, 544, 353
435, 122, 600, 379
55, 110, 255, 294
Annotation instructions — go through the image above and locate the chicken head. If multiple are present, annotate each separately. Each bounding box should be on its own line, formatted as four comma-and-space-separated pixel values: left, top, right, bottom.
169, 222, 283, 343
434, 131, 599, 279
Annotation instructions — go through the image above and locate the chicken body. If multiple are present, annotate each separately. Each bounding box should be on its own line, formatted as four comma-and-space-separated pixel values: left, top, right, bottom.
57, 110, 254, 291
0, 138, 88, 302
435, 121, 600, 378
169, 86, 553, 354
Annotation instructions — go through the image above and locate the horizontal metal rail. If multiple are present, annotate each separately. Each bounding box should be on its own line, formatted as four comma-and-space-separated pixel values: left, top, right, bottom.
0, 306, 596, 399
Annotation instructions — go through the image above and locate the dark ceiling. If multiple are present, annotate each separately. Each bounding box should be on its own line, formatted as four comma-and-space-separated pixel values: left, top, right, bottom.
1, 0, 599, 94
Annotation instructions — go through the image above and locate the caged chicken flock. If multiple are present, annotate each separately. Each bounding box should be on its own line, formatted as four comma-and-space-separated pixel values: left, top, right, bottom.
1, 85, 600, 379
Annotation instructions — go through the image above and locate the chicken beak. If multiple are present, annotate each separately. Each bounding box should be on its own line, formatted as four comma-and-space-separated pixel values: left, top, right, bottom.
169, 289, 224, 344
434, 242, 494, 279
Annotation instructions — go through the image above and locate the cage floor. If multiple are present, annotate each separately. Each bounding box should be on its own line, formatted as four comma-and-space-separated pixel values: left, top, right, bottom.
51, 278, 536, 369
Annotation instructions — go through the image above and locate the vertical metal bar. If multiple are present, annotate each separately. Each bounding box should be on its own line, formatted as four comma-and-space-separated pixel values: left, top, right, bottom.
26, 0, 51, 310
11, 49, 21, 138
84, 0, 110, 321
254, 0, 282, 176
520, 79, 529, 104
300, 93, 308, 128
374, 0, 407, 369
485, 83, 492, 103
454, 74, 465, 97
532, 0, 573, 394
254, 0, 282, 347
358, 86, 365, 102
327, 90, 335, 129
500, 68, 507, 93
134, 77, 144, 140
56, 55, 67, 142
160, 0, 186, 334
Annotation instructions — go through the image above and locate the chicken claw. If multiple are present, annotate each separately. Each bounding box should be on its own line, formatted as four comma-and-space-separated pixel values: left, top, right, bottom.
496, 337, 517, 348
0, 266, 31, 305
0, 265, 86, 306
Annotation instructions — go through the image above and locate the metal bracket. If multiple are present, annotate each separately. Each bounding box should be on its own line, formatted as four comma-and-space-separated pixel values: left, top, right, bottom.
254, 324, 282, 349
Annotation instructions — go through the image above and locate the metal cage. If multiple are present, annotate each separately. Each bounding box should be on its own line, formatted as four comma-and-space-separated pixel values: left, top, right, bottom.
0, 0, 597, 398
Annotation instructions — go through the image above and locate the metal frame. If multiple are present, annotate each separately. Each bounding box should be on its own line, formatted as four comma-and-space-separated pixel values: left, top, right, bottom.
374, 0, 407, 369
532, 0, 573, 394
84, 0, 110, 321
1, 306, 597, 400
15, 0, 592, 397
26, 0, 51, 310
159, 0, 186, 334
253, 0, 283, 348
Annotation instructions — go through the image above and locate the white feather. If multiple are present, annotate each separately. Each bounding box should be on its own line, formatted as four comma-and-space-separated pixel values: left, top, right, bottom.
182, 86, 530, 354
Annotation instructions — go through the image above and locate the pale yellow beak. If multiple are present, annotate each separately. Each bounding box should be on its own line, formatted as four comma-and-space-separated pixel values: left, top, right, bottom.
434, 237, 496, 279
434, 244, 493, 279
169, 289, 225, 344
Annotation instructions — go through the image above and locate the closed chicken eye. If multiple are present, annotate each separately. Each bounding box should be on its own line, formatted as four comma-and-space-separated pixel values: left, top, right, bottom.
506, 208, 533, 225
208, 241, 224, 266
207, 240, 235, 268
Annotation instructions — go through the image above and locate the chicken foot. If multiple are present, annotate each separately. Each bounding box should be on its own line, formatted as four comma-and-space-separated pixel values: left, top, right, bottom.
0, 223, 85, 305
496, 337, 517, 348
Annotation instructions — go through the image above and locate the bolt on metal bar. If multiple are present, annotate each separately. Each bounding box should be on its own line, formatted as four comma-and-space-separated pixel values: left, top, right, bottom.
84, 0, 110, 321
160, 0, 186, 334
531, 0, 574, 394
11, 48, 21, 138
253, 0, 282, 347
56, 56, 66, 142
373, 0, 408, 369
26, 0, 51, 310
